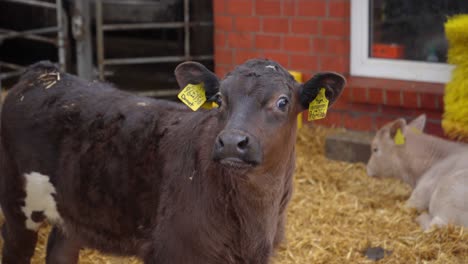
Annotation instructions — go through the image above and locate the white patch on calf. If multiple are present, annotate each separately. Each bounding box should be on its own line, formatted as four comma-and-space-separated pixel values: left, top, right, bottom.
137, 102, 148, 106
22, 172, 62, 230
266, 65, 277, 71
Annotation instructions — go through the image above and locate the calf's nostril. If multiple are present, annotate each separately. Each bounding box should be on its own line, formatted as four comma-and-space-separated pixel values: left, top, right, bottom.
217, 137, 224, 148
237, 136, 249, 150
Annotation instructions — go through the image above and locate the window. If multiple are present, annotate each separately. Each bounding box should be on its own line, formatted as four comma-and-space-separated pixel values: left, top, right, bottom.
351, 0, 468, 83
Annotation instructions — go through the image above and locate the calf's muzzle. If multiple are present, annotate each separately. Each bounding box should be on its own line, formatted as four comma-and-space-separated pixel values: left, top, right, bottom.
212, 130, 262, 168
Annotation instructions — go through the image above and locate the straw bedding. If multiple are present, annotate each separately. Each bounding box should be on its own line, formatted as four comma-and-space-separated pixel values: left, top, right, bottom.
0, 125, 466, 263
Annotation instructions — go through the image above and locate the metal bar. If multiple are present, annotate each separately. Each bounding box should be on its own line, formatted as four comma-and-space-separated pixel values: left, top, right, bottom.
136, 89, 179, 98
103, 55, 213, 66
96, 0, 105, 80
1, 33, 56, 44
74, 0, 93, 80
0, 27, 60, 40
101, 0, 167, 5
0, 70, 24, 80
56, 0, 66, 71
0, 62, 25, 82
0, 62, 24, 70
183, 0, 190, 60
103, 22, 185, 31
3, 0, 56, 9
102, 21, 213, 31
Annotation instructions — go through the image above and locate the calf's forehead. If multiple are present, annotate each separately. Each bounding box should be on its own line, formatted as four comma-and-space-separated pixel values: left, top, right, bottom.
222, 74, 292, 97
221, 62, 295, 98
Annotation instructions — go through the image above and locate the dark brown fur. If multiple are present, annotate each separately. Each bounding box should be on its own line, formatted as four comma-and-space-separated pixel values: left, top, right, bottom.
0, 59, 345, 264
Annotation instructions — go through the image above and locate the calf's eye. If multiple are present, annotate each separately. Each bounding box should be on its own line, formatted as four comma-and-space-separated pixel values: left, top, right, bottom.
276, 97, 289, 111
373, 148, 378, 153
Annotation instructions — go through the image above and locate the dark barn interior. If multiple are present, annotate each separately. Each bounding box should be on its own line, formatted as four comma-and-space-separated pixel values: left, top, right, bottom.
0, 0, 214, 98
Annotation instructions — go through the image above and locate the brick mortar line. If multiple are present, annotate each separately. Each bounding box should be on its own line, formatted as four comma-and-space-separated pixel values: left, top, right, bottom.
396, 90, 401, 106
416, 93, 422, 108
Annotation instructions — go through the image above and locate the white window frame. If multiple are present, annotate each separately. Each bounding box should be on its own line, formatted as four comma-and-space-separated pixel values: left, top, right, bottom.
350, 0, 454, 84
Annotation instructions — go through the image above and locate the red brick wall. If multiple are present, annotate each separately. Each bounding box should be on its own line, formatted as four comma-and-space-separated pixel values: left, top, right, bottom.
214, 0, 349, 78
213, 0, 445, 137
312, 77, 445, 136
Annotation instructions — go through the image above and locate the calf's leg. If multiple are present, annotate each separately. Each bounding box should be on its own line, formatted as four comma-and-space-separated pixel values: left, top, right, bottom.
46, 226, 81, 264
416, 213, 447, 231
415, 212, 432, 230
0, 156, 39, 263
1, 221, 38, 264
406, 188, 431, 211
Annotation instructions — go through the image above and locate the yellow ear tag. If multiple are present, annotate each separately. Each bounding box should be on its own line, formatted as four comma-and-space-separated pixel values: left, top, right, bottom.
307, 88, 329, 121
289, 70, 303, 83
177, 83, 207, 111
201, 101, 213, 110
410, 127, 422, 134
201, 101, 219, 110
394, 128, 405, 145
289, 70, 304, 129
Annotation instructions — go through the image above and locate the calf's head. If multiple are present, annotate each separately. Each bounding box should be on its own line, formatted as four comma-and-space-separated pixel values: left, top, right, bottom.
366, 114, 427, 179
175, 59, 346, 170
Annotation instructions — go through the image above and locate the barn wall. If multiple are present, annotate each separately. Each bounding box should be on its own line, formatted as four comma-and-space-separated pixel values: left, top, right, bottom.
212, 0, 445, 137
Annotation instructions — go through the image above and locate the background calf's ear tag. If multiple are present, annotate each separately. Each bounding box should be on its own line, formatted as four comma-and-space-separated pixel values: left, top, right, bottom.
394, 128, 405, 145
410, 127, 422, 134
178, 83, 207, 111
307, 88, 329, 121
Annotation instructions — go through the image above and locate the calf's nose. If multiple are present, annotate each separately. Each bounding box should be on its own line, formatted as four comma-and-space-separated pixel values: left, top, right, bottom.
213, 130, 261, 166
217, 133, 249, 153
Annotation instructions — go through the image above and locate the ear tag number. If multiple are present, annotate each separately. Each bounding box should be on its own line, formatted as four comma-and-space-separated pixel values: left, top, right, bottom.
394, 128, 405, 145
307, 88, 329, 121
178, 83, 207, 111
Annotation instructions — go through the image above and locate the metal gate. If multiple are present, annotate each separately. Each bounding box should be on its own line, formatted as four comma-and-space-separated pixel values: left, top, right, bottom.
94, 0, 213, 97
0, 0, 213, 97
0, 0, 67, 91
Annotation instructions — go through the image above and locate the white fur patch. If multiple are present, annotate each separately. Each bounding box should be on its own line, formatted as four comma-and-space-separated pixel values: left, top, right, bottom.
137, 102, 148, 106
266, 65, 276, 70
22, 172, 62, 230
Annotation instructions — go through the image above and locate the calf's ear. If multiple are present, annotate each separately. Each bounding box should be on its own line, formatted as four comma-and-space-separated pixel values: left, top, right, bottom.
388, 118, 407, 139
298, 72, 346, 109
175, 61, 220, 100
408, 114, 426, 132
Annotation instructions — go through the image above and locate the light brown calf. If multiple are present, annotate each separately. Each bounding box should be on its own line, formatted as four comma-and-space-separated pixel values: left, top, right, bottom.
367, 114, 468, 230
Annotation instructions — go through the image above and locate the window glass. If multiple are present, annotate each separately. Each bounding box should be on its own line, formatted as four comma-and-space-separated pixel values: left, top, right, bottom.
370, 0, 468, 63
